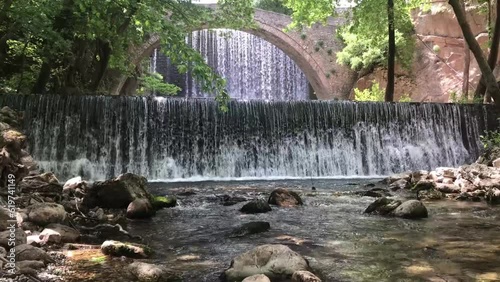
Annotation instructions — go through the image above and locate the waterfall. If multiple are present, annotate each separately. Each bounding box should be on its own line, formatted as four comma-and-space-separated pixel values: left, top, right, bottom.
0, 95, 496, 181
154, 29, 310, 100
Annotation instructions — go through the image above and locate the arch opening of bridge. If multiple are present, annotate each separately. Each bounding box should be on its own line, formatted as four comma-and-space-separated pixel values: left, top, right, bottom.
122, 8, 357, 100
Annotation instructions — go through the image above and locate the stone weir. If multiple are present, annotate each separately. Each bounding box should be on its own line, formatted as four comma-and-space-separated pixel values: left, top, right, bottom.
0, 95, 497, 181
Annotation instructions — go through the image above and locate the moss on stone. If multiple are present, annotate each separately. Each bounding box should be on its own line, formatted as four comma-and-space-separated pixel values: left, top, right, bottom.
152, 195, 177, 210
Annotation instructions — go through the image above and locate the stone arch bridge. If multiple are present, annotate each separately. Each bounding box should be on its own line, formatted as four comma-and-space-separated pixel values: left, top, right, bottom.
119, 7, 357, 100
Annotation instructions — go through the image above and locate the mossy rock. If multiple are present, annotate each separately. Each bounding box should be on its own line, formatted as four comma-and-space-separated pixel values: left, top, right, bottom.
101, 240, 152, 258
152, 196, 177, 210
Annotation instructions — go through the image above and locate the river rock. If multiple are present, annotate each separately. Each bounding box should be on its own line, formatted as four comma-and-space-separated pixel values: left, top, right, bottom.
411, 170, 429, 183
436, 167, 457, 179
486, 188, 500, 205
0, 207, 10, 231
151, 195, 177, 209
364, 197, 402, 215
17, 260, 45, 270
392, 200, 428, 219
357, 188, 391, 197
19, 174, 63, 195
224, 244, 310, 281
221, 194, 248, 206
0, 228, 27, 248
435, 183, 460, 193
242, 274, 271, 282
101, 240, 152, 258
240, 199, 272, 214
389, 179, 409, 191
83, 173, 152, 209
27, 203, 66, 226
292, 271, 322, 282
63, 176, 87, 193
268, 188, 303, 207
412, 180, 436, 191
230, 221, 270, 238
381, 172, 411, 184
1, 129, 26, 149
39, 223, 80, 244
127, 198, 156, 219
15, 244, 54, 263
126, 261, 171, 282
493, 158, 500, 168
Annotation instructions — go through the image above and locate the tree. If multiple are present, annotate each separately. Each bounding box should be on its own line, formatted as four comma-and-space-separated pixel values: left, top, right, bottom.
474, 0, 499, 102
386, 0, 395, 102
0, 0, 254, 108
285, 0, 414, 102
449, 0, 500, 106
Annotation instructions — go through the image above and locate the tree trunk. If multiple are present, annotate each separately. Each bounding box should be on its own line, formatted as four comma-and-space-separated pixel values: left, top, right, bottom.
475, 0, 500, 101
0, 0, 14, 24
461, 0, 470, 99
385, 0, 395, 102
449, 0, 500, 106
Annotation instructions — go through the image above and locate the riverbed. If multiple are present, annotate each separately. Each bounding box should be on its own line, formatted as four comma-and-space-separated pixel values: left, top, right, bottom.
119, 178, 500, 281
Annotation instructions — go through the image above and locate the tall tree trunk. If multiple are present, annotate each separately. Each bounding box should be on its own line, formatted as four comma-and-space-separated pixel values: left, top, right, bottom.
449, 0, 500, 106
385, 0, 395, 102
461, 0, 470, 99
475, 0, 500, 101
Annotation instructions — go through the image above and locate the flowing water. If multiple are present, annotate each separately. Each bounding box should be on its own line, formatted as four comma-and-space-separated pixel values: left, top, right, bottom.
152, 29, 310, 100
0, 95, 497, 182
124, 179, 500, 282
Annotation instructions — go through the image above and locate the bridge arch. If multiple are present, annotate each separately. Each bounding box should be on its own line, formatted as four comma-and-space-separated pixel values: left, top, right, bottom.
119, 9, 357, 100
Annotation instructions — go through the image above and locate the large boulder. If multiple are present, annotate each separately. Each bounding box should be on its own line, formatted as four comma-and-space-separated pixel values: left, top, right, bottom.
389, 179, 410, 191
240, 199, 272, 214
230, 222, 270, 238
101, 240, 152, 258
126, 261, 172, 282
486, 188, 500, 205
27, 203, 66, 226
268, 188, 303, 207
19, 173, 62, 195
392, 200, 428, 219
292, 271, 322, 282
83, 173, 151, 209
126, 198, 156, 219
0, 228, 27, 248
380, 172, 411, 184
242, 274, 271, 282
364, 197, 401, 215
224, 244, 310, 281
15, 244, 54, 264
0, 208, 10, 231
39, 223, 80, 244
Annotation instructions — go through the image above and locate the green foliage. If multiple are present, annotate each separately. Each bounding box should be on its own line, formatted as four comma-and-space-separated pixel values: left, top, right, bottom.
0, 0, 253, 110
314, 46, 320, 52
336, 0, 415, 71
300, 33, 307, 40
327, 48, 333, 55
254, 0, 292, 15
354, 82, 385, 102
317, 40, 324, 48
398, 93, 412, 102
480, 130, 500, 149
137, 72, 180, 96
325, 72, 331, 78
283, 0, 335, 29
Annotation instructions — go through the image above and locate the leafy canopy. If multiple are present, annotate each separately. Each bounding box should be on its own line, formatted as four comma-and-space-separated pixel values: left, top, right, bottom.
0, 0, 254, 109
